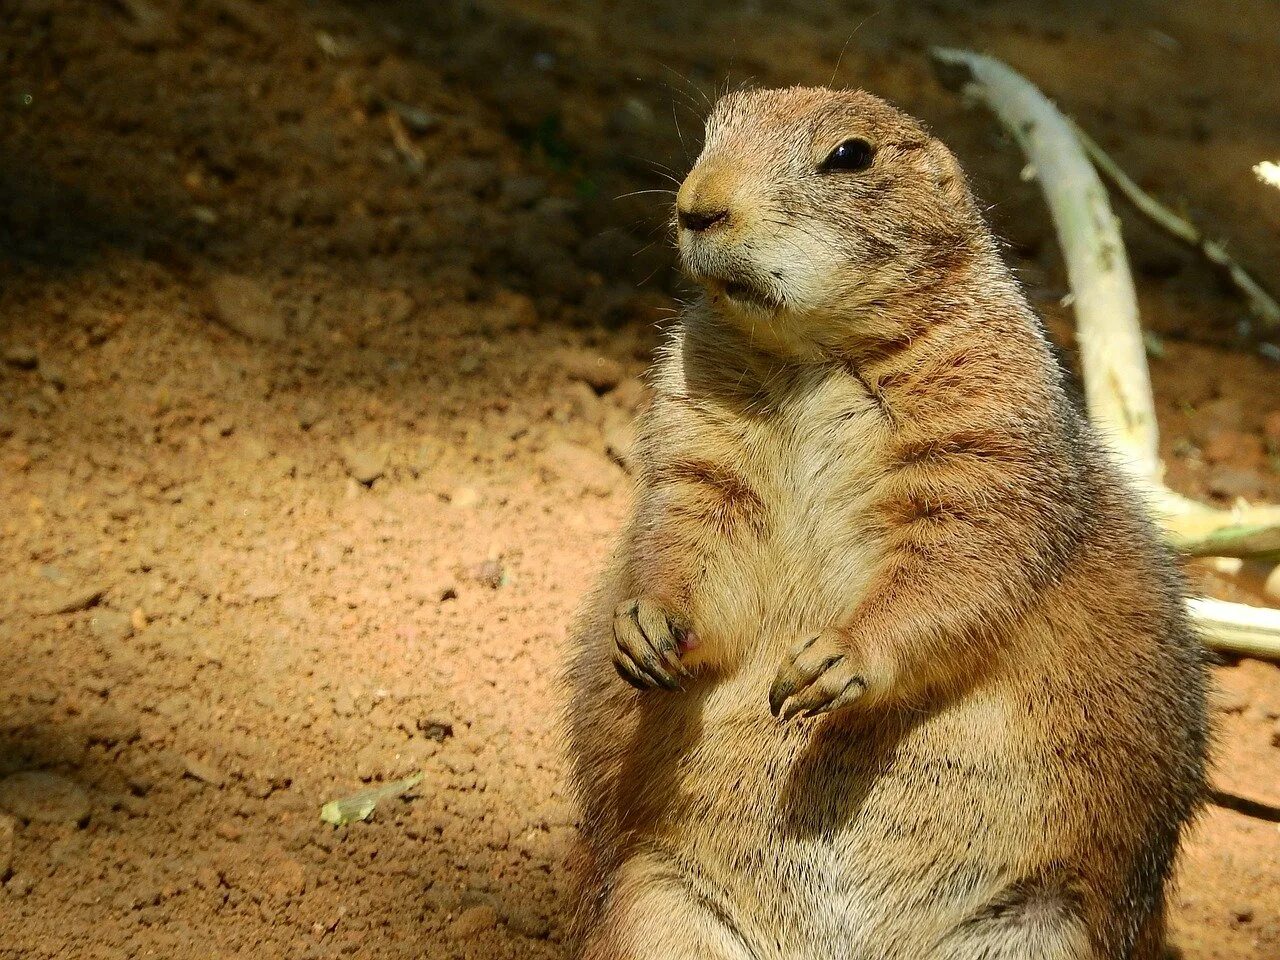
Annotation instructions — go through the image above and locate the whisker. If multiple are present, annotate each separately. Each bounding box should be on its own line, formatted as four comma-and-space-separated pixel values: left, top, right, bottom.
614, 189, 678, 201
657, 62, 712, 111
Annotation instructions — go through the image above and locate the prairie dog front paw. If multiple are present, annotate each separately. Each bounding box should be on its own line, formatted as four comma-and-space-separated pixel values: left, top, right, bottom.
769, 630, 866, 721
612, 597, 693, 692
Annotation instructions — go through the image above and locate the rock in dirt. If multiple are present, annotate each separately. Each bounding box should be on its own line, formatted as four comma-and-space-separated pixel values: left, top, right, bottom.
341, 444, 389, 485
206, 274, 287, 342
449, 903, 500, 938
505, 903, 551, 940
38, 361, 67, 390
320, 772, 424, 826
558, 348, 624, 393
542, 442, 625, 496
408, 577, 457, 605
450, 486, 480, 509
183, 756, 225, 787
88, 609, 134, 643
0, 813, 14, 877
0, 772, 91, 826
36, 584, 106, 616
2, 344, 38, 369
297, 397, 326, 430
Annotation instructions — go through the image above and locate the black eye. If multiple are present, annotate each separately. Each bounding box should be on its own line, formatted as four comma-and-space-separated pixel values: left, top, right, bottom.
820, 138, 875, 172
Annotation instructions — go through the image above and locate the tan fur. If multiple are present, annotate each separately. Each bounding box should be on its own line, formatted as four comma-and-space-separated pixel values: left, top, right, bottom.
565, 87, 1207, 960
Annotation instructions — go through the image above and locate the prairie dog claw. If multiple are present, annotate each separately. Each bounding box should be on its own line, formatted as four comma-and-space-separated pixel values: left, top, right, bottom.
612, 598, 692, 691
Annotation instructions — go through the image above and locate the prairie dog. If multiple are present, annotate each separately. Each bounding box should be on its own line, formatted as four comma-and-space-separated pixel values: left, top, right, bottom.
565, 87, 1208, 960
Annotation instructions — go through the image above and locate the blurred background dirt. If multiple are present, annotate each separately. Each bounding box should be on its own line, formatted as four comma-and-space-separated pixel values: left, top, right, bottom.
1, 0, 1278, 957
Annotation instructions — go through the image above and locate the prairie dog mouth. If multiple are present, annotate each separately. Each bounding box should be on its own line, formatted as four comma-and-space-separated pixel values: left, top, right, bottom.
716, 276, 779, 311
678, 239, 781, 310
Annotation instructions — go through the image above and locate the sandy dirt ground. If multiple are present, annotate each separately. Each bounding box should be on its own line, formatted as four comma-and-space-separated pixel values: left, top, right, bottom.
1, 0, 1278, 957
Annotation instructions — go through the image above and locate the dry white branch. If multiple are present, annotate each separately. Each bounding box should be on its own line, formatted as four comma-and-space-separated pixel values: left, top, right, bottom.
1255, 161, 1280, 190
1072, 123, 1280, 331
930, 47, 1280, 660
1187, 598, 1280, 659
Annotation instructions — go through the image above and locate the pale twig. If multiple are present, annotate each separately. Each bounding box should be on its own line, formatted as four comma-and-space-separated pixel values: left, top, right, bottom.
1255, 161, 1280, 190
1188, 597, 1280, 659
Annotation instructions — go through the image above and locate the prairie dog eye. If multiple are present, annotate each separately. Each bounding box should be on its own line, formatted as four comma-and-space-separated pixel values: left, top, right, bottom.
820, 138, 875, 172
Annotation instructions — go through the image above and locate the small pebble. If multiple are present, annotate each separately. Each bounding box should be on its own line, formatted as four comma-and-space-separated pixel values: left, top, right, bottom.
417, 718, 453, 742
206, 273, 287, 342
505, 904, 551, 940
409, 577, 457, 604
332, 689, 356, 718
474, 559, 505, 590
88, 610, 134, 643
449, 904, 499, 937
297, 398, 326, 430
37, 361, 67, 389
5, 873, 34, 898
451, 487, 479, 509
342, 445, 389, 485
2, 344, 38, 369
37, 584, 106, 616
183, 756, 225, 787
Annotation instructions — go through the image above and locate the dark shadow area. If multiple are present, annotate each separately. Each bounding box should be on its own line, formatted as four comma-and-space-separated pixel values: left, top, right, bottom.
0, 159, 204, 279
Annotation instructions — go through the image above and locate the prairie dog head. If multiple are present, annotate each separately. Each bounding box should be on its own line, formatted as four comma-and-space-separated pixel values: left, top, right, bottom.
675, 86, 982, 355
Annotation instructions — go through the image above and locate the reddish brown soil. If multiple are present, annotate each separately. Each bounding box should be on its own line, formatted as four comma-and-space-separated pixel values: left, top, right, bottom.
1, 0, 1278, 957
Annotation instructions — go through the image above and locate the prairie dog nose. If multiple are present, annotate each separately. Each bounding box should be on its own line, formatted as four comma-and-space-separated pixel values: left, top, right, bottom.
676, 163, 737, 233
677, 207, 729, 232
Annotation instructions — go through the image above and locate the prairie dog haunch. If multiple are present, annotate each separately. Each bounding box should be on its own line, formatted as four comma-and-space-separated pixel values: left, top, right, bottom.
565, 86, 1208, 960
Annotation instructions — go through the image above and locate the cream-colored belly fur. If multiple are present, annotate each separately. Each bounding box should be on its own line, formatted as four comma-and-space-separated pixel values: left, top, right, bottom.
663, 371, 887, 673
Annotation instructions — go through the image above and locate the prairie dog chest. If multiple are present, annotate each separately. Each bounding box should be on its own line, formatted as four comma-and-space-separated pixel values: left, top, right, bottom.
642, 366, 888, 655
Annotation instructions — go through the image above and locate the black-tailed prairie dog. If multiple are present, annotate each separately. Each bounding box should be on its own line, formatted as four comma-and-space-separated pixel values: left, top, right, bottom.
565, 86, 1208, 960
